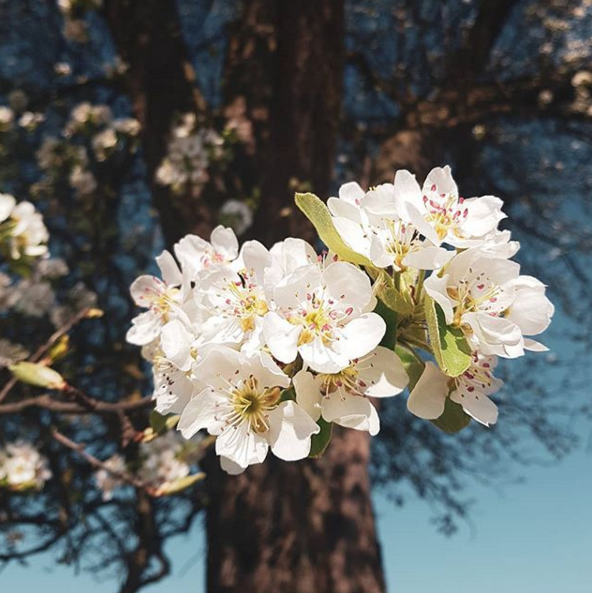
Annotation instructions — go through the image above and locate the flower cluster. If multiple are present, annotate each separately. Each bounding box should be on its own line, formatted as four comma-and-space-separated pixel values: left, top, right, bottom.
0, 441, 52, 491
328, 166, 553, 426
94, 431, 203, 500
36, 102, 140, 199
127, 166, 553, 473
0, 193, 49, 261
155, 113, 225, 197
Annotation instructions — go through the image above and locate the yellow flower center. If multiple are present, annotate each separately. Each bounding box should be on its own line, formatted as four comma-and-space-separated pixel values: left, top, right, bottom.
318, 366, 360, 395
232, 376, 281, 433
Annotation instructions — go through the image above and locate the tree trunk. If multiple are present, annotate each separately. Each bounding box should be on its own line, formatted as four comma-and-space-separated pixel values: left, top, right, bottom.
224, 0, 345, 244
204, 428, 385, 593
205, 3, 385, 592
105, 1, 387, 591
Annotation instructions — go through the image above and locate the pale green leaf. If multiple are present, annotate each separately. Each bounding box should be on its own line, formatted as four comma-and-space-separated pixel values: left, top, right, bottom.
424, 294, 471, 377
294, 192, 371, 266
154, 472, 206, 496
9, 362, 66, 390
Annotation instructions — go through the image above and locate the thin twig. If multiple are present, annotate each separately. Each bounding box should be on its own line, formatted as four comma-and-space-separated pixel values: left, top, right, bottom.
0, 307, 92, 404
0, 394, 153, 415
51, 429, 151, 492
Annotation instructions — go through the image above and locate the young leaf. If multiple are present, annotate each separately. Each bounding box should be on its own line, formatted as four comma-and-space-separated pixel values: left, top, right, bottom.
367, 266, 414, 316
431, 399, 471, 434
424, 294, 471, 377
148, 411, 180, 438
309, 417, 333, 458
294, 192, 371, 266
9, 362, 66, 390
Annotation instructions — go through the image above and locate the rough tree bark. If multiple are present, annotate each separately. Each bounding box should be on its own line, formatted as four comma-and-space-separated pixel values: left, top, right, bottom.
224, 0, 346, 244
104, 1, 387, 592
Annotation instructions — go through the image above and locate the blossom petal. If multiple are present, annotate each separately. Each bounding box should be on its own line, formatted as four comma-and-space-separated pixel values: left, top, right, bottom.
322, 262, 373, 312
338, 181, 365, 205
220, 456, 247, 475
299, 336, 350, 374
335, 313, 386, 360
322, 392, 380, 436
130, 275, 166, 307
293, 370, 322, 421
358, 347, 409, 397
450, 387, 498, 427
160, 320, 193, 371
407, 362, 449, 420
177, 388, 226, 439
267, 401, 320, 461
156, 250, 182, 286
126, 311, 162, 346
215, 422, 268, 469
262, 312, 301, 364
403, 245, 454, 271
210, 225, 239, 260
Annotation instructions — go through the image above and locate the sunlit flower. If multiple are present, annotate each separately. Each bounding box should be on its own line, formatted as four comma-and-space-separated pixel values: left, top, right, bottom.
329, 181, 453, 271
219, 200, 253, 235
394, 167, 506, 248
424, 249, 552, 357
126, 251, 190, 346
293, 346, 408, 435
263, 261, 385, 373
0, 442, 52, 490
407, 353, 503, 426
178, 348, 319, 473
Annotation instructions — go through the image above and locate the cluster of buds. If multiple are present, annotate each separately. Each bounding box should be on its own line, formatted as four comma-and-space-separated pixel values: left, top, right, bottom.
126, 166, 553, 474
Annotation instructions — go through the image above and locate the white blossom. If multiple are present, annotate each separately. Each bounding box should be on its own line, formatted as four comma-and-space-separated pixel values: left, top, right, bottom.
219, 200, 253, 236
424, 248, 554, 358
394, 166, 506, 248
329, 181, 453, 271
0, 106, 14, 131
293, 346, 408, 435
408, 353, 503, 427
0, 442, 52, 490
263, 260, 385, 373
178, 348, 319, 473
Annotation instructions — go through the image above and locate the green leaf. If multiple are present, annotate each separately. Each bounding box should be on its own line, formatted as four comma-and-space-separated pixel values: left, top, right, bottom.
424, 294, 472, 377
431, 399, 471, 434
9, 362, 66, 390
149, 411, 180, 435
279, 387, 296, 403
374, 298, 398, 349
395, 345, 425, 391
309, 417, 333, 458
371, 268, 414, 316
294, 192, 372, 266
154, 472, 206, 496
